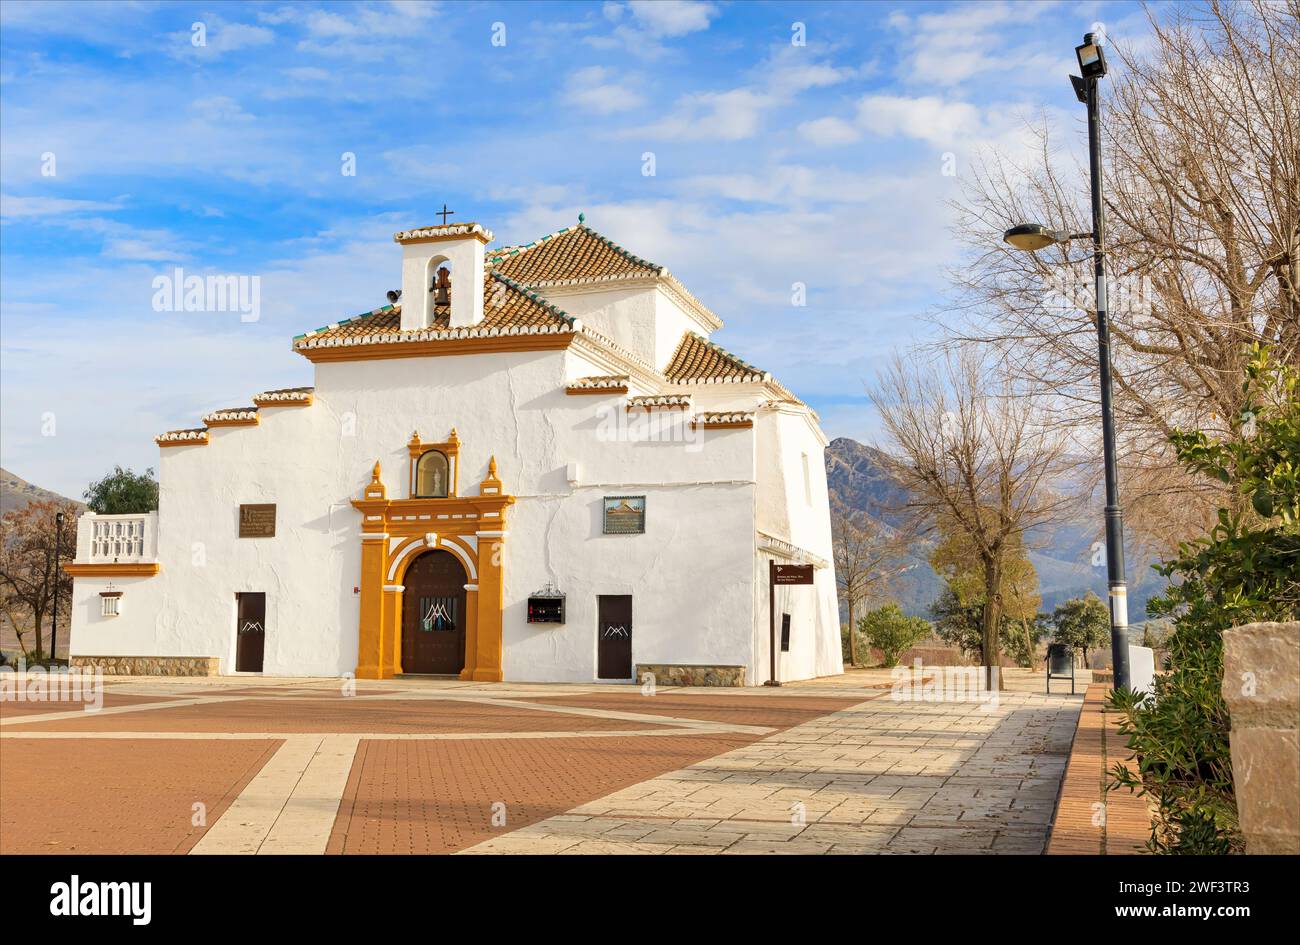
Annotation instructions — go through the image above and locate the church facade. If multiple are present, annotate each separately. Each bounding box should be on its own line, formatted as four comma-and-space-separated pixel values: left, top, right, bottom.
66, 218, 843, 684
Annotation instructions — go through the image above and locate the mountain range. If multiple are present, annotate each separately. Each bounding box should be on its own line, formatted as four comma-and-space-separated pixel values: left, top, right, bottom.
824, 438, 1165, 621
0, 468, 81, 515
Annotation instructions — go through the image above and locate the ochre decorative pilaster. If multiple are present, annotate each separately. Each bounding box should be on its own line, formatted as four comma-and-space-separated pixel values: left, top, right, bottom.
460, 584, 480, 680
472, 457, 507, 682
352, 451, 513, 681
357, 535, 387, 680
385, 585, 404, 677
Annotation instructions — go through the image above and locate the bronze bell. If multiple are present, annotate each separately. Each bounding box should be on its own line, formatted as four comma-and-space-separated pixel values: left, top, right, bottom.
432, 266, 451, 305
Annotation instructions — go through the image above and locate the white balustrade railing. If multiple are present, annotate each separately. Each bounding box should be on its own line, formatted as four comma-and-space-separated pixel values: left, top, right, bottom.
75, 512, 159, 563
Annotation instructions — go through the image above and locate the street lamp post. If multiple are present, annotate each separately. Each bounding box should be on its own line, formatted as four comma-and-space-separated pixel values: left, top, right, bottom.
52, 510, 65, 664
1002, 33, 1131, 692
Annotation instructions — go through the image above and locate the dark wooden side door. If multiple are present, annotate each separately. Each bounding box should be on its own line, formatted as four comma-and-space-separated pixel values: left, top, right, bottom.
235, 592, 266, 673
597, 595, 633, 680
402, 551, 467, 675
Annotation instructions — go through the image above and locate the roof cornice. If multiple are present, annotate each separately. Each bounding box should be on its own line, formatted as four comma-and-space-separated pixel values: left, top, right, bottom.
394, 222, 493, 244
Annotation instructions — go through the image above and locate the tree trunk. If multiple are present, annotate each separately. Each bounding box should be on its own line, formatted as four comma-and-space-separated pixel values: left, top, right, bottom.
847, 598, 857, 667
32, 605, 45, 661
981, 556, 1003, 690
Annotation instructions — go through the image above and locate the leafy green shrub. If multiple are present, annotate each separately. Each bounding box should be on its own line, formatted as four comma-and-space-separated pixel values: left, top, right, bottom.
1003, 614, 1050, 668
857, 604, 932, 667
84, 466, 158, 514
930, 587, 982, 657
1051, 593, 1110, 666
1109, 345, 1299, 854
931, 585, 1046, 666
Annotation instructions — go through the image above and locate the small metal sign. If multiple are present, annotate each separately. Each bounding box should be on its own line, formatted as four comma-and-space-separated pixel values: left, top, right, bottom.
603, 495, 646, 535
238, 503, 276, 538
773, 564, 814, 585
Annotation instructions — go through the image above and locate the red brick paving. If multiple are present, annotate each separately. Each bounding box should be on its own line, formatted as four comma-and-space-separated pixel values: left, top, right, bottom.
328, 691, 866, 854
2, 686, 869, 854
0, 692, 180, 718
14, 697, 676, 734
0, 738, 280, 854
1046, 683, 1152, 855
327, 734, 754, 854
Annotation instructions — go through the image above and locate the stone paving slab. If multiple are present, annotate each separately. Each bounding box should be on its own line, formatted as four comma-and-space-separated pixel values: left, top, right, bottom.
461, 690, 1082, 855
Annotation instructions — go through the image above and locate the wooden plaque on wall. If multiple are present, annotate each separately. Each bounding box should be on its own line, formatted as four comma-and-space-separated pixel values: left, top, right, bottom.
238, 503, 276, 538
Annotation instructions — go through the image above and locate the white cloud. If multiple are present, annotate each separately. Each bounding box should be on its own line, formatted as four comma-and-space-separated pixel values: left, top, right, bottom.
588, 1, 718, 58
283, 66, 329, 82
289, 1, 438, 59
0, 193, 122, 220
101, 237, 180, 262
856, 94, 982, 147
797, 116, 860, 147
190, 95, 256, 123
887, 0, 1064, 87
626, 1, 717, 37
632, 87, 773, 141
1, 219, 400, 496
164, 16, 275, 60
625, 48, 851, 143
563, 66, 646, 115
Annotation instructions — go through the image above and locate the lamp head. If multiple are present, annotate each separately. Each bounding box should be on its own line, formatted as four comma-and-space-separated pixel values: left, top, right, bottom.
1002, 223, 1069, 252
1076, 33, 1107, 79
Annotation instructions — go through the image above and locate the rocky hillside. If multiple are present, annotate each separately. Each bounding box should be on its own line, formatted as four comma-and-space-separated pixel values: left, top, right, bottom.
824, 438, 1164, 620
0, 468, 82, 515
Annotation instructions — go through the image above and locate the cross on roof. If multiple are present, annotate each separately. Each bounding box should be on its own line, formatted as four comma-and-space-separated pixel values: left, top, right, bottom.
436, 204, 455, 225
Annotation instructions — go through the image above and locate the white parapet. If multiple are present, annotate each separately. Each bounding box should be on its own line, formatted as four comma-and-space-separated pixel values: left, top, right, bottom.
75, 511, 159, 564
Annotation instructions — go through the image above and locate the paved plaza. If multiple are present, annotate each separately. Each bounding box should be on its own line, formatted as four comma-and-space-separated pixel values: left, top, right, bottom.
0, 669, 1085, 855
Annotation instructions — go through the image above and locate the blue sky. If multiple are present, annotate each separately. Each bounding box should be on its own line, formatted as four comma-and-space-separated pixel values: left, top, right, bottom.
0, 0, 1153, 498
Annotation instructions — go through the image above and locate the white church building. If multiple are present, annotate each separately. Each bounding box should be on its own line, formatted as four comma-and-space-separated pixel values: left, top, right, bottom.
66, 217, 843, 685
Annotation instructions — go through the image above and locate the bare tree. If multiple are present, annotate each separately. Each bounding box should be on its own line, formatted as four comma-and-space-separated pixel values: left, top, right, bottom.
0, 500, 78, 661
831, 508, 909, 666
871, 346, 1078, 688
948, 0, 1299, 557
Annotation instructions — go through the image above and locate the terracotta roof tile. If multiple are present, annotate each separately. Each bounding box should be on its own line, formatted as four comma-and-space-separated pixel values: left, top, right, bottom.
156, 428, 209, 446
663, 332, 768, 384
294, 272, 574, 348
566, 375, 630, 393
627, 394, 691, 410
253, 387, 313, 405
694, 410, 756, 425
488, 225, 662, 285
203, 407, 259, 423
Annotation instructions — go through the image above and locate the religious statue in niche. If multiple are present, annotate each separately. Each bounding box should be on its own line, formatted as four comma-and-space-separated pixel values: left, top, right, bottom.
414, 450, 449, 498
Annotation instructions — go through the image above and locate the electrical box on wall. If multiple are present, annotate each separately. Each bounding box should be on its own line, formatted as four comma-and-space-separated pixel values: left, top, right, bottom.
527, 583, 565, 624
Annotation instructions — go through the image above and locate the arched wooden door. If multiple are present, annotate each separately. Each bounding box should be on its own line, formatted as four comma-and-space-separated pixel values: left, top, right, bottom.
402, 550, 467, 675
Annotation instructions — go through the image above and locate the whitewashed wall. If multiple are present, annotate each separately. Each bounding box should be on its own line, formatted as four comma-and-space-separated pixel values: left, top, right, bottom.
70, 345, 778, 682
751, 407, 843, 683
540, 283, 710, 371
70, 271, 841, 684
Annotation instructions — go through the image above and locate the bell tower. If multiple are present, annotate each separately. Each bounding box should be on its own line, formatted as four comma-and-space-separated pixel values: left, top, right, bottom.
394, 220, 492, 331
